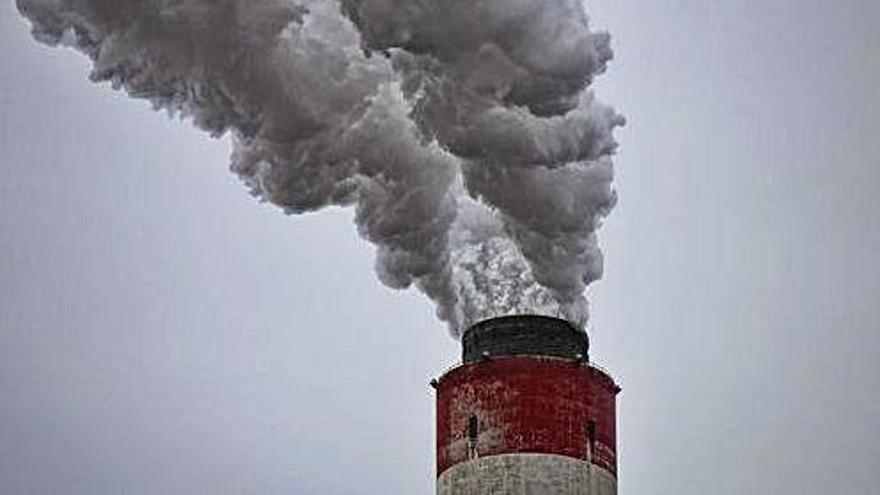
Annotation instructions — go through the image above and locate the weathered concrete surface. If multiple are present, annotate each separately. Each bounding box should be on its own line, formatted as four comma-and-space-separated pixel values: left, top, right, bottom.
462, 316, 588, 364
437, 357, 619, 476
437, 454, 617, 495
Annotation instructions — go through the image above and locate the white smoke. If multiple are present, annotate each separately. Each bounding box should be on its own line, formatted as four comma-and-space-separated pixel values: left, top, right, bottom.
18, 0, 622, 336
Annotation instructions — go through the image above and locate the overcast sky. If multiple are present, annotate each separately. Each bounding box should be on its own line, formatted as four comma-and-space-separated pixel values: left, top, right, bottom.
2, 1, 879, 494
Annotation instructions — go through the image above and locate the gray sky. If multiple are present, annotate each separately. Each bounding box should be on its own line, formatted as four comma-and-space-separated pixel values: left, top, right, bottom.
1, 1, 878, 494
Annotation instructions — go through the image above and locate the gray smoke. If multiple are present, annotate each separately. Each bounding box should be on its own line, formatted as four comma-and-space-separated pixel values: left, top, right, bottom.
17, 0, 622, 336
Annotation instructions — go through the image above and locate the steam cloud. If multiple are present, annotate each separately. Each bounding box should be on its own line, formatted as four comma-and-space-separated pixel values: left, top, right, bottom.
18, 0, 623, 336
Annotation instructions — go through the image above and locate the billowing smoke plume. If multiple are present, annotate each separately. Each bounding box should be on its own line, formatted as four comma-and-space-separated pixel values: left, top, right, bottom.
18, 0, 623, 336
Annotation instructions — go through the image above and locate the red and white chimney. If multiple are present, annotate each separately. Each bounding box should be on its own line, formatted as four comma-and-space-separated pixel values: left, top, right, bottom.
434, 315, 620, 494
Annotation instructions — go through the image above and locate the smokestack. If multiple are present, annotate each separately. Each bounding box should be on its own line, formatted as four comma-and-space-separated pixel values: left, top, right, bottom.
434, 315, 620, 494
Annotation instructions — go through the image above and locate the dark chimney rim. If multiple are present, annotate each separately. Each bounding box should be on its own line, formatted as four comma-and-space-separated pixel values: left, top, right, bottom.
465, 314, 582, 334
461, 314, 589, 364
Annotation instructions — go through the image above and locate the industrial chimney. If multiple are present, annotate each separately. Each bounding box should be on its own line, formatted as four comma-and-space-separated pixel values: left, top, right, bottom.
434, 315, 620, 494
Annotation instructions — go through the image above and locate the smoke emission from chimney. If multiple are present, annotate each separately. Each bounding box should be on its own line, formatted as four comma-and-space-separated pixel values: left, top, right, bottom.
17, 0, 623, 336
